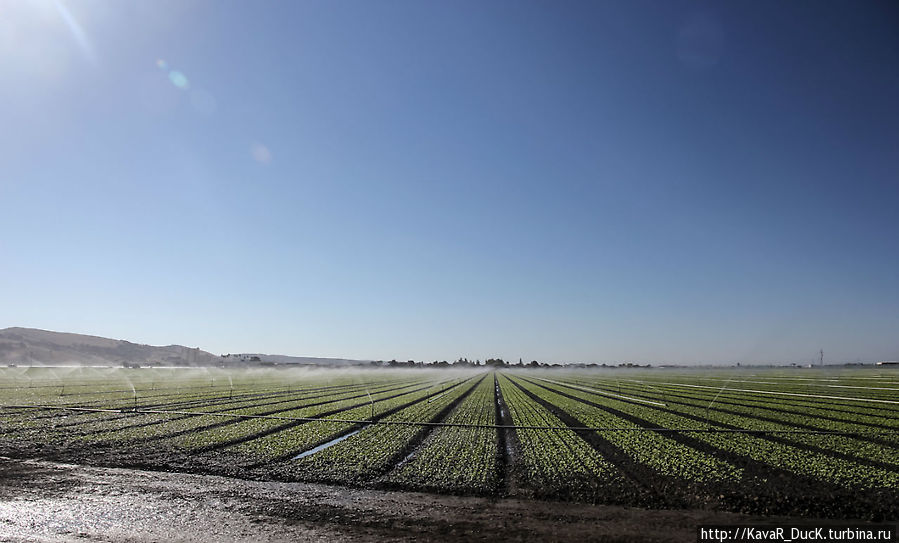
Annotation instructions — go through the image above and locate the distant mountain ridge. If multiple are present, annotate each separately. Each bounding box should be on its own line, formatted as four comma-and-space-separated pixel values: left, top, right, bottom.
0, 327, 367, 367
0, 327, 219, 367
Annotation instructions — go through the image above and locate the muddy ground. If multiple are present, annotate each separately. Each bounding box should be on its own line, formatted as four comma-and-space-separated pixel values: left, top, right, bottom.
0, 456, 821, 543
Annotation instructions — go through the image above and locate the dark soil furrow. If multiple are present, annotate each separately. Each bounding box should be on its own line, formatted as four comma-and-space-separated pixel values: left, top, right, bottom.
87, 381, 432, 448
371, 374, 486, 482
68, 381, 411, 438
506, 375, 668, 507
493, 372, 515, 496
598, 381, 899, 433
198, 378, 468, 456
617, 381, 899, 415
521, 376, 898, 519
534, 379, 899, 473
4, 387, 374, 435
6, 379, 404, 425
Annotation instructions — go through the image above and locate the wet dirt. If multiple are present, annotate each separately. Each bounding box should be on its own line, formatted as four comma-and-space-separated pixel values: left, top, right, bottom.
0, 456, 806, 542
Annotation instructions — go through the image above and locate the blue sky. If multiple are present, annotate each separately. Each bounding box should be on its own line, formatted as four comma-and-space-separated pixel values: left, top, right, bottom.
2, 0, 897, 364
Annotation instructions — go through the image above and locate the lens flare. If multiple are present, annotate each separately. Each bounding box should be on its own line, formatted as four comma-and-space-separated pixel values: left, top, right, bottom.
168, 70, 190, 90
54, 0, 97, 65
250, 143, 272, 165
156, 59, 168, 70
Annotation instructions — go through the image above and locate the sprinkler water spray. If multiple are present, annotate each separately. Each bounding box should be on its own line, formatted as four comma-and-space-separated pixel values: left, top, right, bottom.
638, 380, 668, 406
705, 377, 733, 430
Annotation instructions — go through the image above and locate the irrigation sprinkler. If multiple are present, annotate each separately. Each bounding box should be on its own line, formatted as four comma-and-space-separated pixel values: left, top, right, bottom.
638, 380, 667, 405
705, 376, 734, 430
367, 389, 374, 421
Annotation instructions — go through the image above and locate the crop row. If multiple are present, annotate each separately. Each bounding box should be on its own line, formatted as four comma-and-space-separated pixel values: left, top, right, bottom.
526, 377, 899, 489
226, 377, 469, 462
563, 377, 899, 433
1, 368, 896, 520
509, 376, 743, 483
560, 377, 899, 450
94, 379, 436, 449
274, 376, 482, 484
382, 374, 499, 494
496, 374, 626, 501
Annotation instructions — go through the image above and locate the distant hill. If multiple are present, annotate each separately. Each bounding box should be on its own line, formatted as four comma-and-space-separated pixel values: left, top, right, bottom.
224, 353, 368, 367
0, 327, 370, 368
0, 327, 220, 367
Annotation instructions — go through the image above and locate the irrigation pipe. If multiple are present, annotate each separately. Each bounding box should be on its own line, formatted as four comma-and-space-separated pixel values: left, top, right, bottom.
2, 404, 896, 437
647, 383, 899, 405
533, 378, 667, 407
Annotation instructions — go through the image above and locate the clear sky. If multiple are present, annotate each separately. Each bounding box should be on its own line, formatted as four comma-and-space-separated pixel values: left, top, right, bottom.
2, 0, 897, 365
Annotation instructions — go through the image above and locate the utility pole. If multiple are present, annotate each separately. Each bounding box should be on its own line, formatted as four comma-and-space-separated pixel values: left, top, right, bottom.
819, 349, 824, 367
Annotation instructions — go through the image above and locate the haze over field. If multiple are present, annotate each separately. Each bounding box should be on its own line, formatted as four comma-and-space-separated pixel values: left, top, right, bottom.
1, 1, 897, 365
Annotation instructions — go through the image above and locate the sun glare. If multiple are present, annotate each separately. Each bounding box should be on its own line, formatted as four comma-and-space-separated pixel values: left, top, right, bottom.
0, 0, 98, 80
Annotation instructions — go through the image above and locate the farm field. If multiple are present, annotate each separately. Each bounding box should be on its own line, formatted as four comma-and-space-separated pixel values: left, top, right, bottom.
0, 366, 896, 521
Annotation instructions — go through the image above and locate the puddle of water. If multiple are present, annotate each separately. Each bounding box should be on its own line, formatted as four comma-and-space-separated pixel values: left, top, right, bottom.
292, 426, 368, 460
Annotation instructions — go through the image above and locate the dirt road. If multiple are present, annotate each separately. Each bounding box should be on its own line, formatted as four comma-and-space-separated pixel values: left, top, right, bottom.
0, 456, 790, 542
